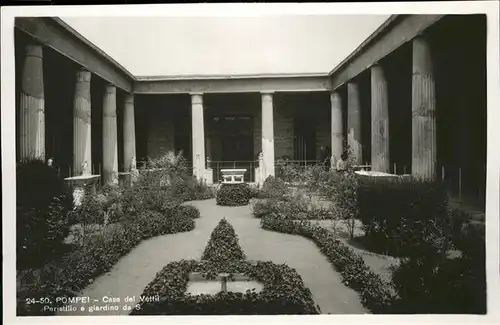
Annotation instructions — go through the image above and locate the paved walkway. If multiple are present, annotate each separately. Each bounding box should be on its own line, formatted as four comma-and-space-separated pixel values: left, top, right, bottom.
58, 199, 366, 315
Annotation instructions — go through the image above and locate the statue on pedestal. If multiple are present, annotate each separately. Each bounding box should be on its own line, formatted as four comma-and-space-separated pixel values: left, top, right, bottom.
206, 156, 211, 169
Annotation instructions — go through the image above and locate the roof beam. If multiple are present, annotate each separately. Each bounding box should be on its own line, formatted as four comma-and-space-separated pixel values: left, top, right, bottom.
330, 14, 444, 90
133, 75, 332, 94
15, 17, 134, 93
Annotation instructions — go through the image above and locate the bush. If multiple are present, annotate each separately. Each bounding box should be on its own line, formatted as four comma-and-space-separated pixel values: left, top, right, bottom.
260, 214, 395, 313
216, 183, 251, 206
251, 199, 279, 218
357, 177, 451, 257
251, 192, 333, 220
390, 253, 486, 314
388, 217, 485, 314
201, 218, 246, 264
16, 158, 73, 269
176, 205, 201, 219
260, 175, 288, 199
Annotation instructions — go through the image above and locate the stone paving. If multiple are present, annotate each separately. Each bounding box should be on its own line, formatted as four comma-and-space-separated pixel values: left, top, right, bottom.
59, 199, 366, 315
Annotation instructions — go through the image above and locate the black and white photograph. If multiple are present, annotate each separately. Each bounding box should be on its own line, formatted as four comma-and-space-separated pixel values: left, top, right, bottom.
2, 2, 500, 324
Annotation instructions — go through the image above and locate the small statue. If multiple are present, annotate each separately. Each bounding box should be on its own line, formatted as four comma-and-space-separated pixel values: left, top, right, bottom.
81, 161, 90, 176
258, 152, 263, 160
47, 157, 54, 167
131, 156, 137, 170
206, 157, 211, 169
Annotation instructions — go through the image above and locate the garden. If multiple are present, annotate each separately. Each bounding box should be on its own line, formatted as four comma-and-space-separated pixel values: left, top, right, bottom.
252, 161, 487, 314
15, 150, 486, 315
16, 152, 214, 316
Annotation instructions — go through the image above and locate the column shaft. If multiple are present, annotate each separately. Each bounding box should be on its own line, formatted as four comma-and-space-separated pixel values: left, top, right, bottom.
73, 69, 92, 175
412, 36, 437, 180
102, 85, 118, 184
261, 92, 275, 178
347, 82, 362, 164
19, 44, 45, 160
330, 91, 343, 168
371, 64, 390, 173
191, 93, 205, 180
123, 94, 136, 172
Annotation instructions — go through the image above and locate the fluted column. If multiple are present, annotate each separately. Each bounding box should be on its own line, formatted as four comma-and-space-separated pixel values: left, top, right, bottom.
191, 93, 205, 181
102, 84, 118, 184
261, 92, 275, 178
123, 93, 136, 172
19, 44, 45, 160
371, 64, 390, 173
73, 69, 92, 175
412, 36, 437, 180
347, 82, 362, 164
330, 91, 343, 169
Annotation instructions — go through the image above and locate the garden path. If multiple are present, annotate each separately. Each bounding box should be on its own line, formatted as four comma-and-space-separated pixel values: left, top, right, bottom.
59, 199, 366, 315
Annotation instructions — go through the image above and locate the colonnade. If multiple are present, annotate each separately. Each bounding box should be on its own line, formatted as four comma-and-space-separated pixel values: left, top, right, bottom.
18, 41, 137, 185
329, 35, 437, 180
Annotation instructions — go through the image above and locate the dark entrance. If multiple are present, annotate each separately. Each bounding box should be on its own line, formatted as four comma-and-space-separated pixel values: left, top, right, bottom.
207, 115, 254, 181
294, 116, 316, 161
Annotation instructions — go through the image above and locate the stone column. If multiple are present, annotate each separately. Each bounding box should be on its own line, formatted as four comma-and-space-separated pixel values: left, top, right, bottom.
261, 92, 275, 178
19, 43, 45, 160
330, 91, 343, 169
73, 69, 92, 176
102, 84, 118, 184
123, 93, 136, 172
371, 64, 390, 173
191, 93, 205, 181
347, 82, 362, 164
412, 36, 437, 180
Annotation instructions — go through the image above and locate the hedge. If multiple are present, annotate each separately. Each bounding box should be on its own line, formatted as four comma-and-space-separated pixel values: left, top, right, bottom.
260, 214, 395, 313
132, 219, 319, 315
356, 177, 451, 257
216, 183, 251, 206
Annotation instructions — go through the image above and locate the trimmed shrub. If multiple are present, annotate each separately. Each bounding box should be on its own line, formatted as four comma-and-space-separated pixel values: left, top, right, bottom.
260, 175, 288, 198
176, 205, 201, 219
201, 218, 246, 264
260, 214, 395, 313
216, 183, 251, 206
16, 158, 73, 269
131, 259, 319, 315
357, 177, 451, 257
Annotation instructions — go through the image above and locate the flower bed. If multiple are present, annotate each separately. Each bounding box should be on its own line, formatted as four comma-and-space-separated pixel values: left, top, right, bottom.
260, 214, 395, 313
132, 219, 319, 315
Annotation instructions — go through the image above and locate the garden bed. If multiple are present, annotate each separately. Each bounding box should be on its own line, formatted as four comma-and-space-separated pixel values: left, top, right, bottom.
260, 214, 395, 313
132, 218, 319, 315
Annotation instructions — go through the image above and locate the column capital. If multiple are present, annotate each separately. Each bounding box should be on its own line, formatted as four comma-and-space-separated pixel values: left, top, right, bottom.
190, 92, 203, 105
261, 91, 275, 95
25, 44, 43, 58
124, 93, 134, 103
76, 69, 91, 83
104, 84, 116, 94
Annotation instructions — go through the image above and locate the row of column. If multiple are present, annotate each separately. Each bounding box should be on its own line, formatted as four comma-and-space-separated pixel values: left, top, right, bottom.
18, 42, 137, 185
329, 35, 436, 180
